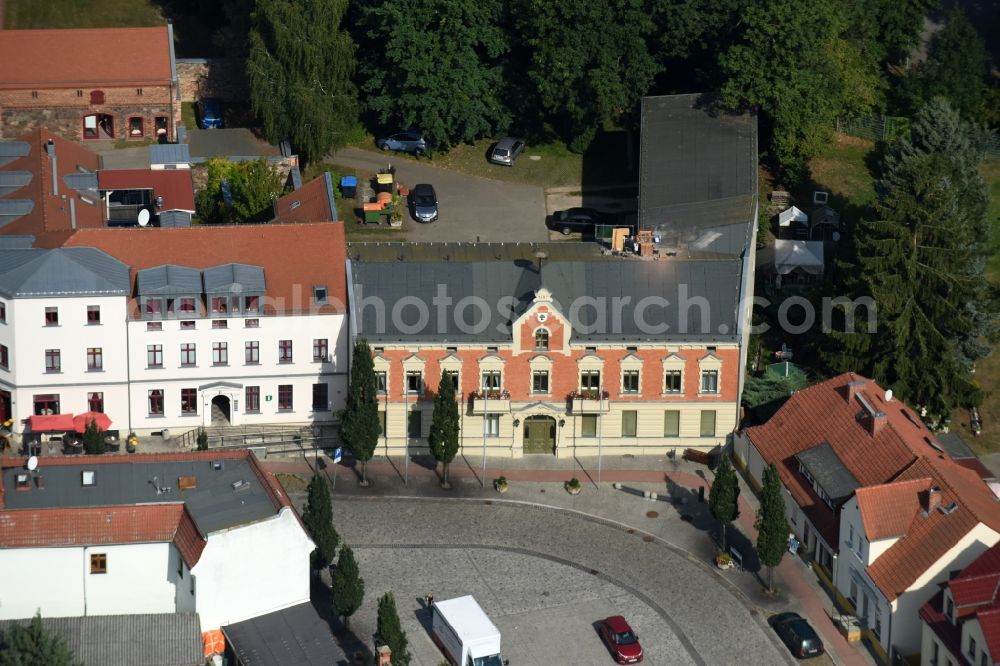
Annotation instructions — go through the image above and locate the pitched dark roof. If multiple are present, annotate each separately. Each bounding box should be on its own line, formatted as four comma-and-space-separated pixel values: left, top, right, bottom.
795, 442, 861, 503
0, 247, 130, 297
222, 602, 349, 666
0, 613, 202, 666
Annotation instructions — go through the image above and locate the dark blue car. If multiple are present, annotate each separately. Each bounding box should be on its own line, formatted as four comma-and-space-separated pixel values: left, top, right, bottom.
196, 98, 224, 129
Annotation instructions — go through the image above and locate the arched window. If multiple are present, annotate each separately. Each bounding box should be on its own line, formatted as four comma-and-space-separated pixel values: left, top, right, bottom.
534, 328, 549, 350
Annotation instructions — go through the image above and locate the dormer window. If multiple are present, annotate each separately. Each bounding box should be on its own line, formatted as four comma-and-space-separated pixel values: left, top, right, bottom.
534, 329, 549, 350
945, 595, 955, 622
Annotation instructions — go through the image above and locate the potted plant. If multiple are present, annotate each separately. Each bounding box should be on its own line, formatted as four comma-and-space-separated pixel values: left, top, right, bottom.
715, 552, 733, 570
565, 477, 582, 495
494, 476, 508, 493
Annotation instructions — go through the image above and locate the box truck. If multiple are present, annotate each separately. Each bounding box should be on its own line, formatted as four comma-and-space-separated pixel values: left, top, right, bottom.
431, 596, 507, 666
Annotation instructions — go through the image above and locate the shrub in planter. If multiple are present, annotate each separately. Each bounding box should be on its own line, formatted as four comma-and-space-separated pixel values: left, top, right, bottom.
715, 553, 733, 569
565, 477, 582, 495
494, 476, 508, 493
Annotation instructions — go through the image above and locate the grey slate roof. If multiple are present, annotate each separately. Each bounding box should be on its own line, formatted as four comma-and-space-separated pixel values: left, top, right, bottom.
0, 140, 30, 167
137, 264, 203, 296
0, 247, 130, 297
937, 432, 976, 460
0, 613, 202, 666
795, 442, 861, 503
0, 170, 32, 196
2, 458, 278, 534
158, 210, 192, 227
222, 602, 350, 666
63, 171, 99, 197
350, 243, 742, 343
0, 235, 35, 249
639, 94, 756, 256
149, 143, 191, 166
202, 263, 266, 295
0, 199, 34, 227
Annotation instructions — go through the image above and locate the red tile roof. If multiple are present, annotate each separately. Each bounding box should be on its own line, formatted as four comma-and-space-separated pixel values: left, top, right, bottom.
979, 609, 1000, 661
1, 129, 103, 246
0, 503, 206, 566
744, 372, 944, 545
955, 457, 996, 481
63, 222, 348, 314
272, 174, 337, 223
950, 574, 1000, 607
866, 456, 1000, 601
0, 27, 172, 89
856, 477, 931, 540
922, 543, 1000, 661
98, 169, 196, 213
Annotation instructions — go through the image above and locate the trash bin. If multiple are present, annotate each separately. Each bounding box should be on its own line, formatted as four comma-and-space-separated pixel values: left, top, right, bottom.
340, 175, 357, 199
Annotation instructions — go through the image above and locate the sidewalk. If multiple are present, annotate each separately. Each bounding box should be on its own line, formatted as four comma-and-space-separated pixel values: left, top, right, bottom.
265, 450, 874, 666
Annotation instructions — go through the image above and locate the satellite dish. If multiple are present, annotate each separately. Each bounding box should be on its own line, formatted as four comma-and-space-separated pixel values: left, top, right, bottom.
885, 389, 893, 402
137, 209, 151, 227
832, 231, 841, 242
26, 456, 38, 471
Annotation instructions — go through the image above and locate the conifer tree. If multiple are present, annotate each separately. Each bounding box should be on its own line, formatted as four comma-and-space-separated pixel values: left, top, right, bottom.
302, 473, 340, 571
330, 545, 364, 626
428, 370, 460, 488
341, 340, 380, 486
756, 464, 790, 594
709, 454, 740, 552
0, 613, 76, 666
376, 592, 412, 666
82, 418, 105, 455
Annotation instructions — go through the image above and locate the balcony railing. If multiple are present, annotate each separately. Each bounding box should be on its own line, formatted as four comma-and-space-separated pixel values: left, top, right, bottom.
569, 390, 610, 413
470, 390, 510, 414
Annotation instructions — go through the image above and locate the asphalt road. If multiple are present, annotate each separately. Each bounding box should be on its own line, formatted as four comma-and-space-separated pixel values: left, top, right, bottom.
329, 497, 792, 666
329, 147, 549, 243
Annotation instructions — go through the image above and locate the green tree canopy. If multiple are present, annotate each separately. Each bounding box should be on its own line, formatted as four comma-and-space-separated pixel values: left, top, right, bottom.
755, 463, 790, 593
0, 613, 76, 666
341, 339, 380, 486
355, 0, 510, 150
302, 473, 340, 571
709, 454, 740, 552
195, 158, 285, 225
721, 0, 881, 183
512, 0, 660, 152
376, 592, 412, 666
428, 370, 460, 488
246, 0, 359, 161
330, 545, 364, 626
831, 99, 995, 418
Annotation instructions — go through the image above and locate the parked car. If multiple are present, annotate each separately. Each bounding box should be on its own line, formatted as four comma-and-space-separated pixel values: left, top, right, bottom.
489, 137, 525, 166
377, 131, 428, 155
410, 183, 438, 223
598, 615, 643, 664
196, 98, 224, 129
547, 207, 626, 236
769, 612, 824, 659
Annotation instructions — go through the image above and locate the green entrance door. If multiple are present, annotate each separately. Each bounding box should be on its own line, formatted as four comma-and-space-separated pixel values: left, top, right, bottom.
523, 416, 555, 454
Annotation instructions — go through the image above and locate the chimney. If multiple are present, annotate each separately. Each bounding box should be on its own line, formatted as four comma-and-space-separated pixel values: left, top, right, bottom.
871, 411, 886, 437
923, 486, 942, 514
846, 379, 865, 403
376, 645, 392, 666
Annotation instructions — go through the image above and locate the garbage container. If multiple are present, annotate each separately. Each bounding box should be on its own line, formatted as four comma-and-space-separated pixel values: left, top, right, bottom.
340, 175, 357, 199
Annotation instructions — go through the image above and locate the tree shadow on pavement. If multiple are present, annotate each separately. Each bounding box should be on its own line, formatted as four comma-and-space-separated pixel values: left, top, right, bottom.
310, 577, 371, 665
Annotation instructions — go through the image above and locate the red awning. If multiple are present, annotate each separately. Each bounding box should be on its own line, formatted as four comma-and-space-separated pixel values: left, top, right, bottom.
28, 414, 75, 432
73, 411, 112, 433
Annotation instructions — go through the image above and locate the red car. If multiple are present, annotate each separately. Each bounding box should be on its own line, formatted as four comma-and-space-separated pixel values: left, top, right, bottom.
598, 615, 644, 663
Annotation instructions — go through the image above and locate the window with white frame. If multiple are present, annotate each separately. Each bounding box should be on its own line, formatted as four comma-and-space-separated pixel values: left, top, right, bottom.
534, 328, 549, 350
87, 347, 102, 371
180, 343, 196, 367
406, 371, 423, 394
212, 342, 228, 366
376, 371, 387, 394
481, 370, 501, 391
443, 370, 459, 391
580, 370, 601, 391
245, 341, 259, 364
45, 349, 61, 373
147, 344, 163, 368
148, 389, 164, 415
532, 370, 549, 393
664, 369, 682, 393
581, 414, 597, 437
699, 410, 716, 437
484, 413, 500, 437
622, 370, 640, 393
700, 369, 719, 393
664, 410, 680, 437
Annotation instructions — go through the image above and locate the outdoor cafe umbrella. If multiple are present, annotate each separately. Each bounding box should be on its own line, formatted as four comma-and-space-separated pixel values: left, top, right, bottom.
73, 411, 112, 433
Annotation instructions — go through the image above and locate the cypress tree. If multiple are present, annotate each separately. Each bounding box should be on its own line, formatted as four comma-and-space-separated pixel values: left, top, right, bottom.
82, 418, 105, 455
428, 370, 460, 488
709, 454, 740, 552
756, 463, 790, 594
341, 340, 380, 486
330, 545, 364, 627
376, 592, 412, 666
302, 473, 340, 571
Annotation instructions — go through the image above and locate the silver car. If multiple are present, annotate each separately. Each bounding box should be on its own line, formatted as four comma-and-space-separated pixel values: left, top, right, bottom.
377, 131, 428, 155
489, 137, 525, 166
410, 183, 438, 223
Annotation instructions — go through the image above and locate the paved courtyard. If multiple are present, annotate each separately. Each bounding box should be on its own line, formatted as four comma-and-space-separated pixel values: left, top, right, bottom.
330, 497, 794, 666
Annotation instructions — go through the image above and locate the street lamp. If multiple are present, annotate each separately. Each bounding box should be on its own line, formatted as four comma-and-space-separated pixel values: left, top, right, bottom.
533, 248, 549, 274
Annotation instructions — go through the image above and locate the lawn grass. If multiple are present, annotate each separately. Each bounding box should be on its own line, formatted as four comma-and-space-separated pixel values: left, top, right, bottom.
181, 102, 197, 131
303, 161, 408, 240
807, 135, 878, 209
983, 160, 1000, 280
5, 0, 163, 28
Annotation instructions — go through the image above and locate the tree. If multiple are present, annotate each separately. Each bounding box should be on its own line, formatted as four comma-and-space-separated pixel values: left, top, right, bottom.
836, 99, 995, 418
741, 373, 809, 411
195, 158, 285, 225
355, 0, 510, 150
708, 453, 739, 552
755, 463, 789, 594
893, 8, 987, 119
0, 613, 76, 666
376, 592, 412, 666
330, 545, 364, 626
428, 370, 460, 488
196, 428, 208, 451
246, 0, 359, 161
340, 339, 380, 486
512, 0, 660, 151
721, 0, 880, 183
302, 473, 340, 571
82, 418, 105, 455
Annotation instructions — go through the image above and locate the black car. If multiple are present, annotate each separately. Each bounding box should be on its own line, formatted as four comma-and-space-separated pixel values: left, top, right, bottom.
546, 208, 612, 235
769, 612, 824, 659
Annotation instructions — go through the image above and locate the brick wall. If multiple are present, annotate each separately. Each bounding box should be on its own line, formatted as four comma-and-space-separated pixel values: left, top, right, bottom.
176, 59, 248, 102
